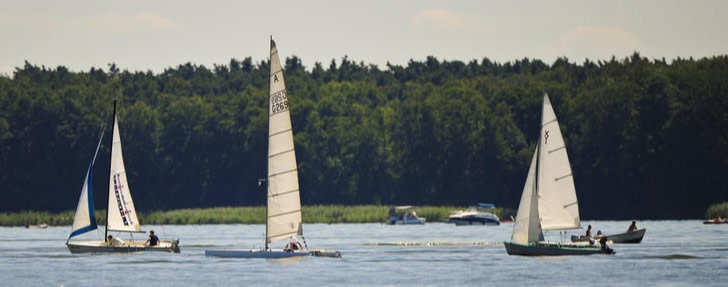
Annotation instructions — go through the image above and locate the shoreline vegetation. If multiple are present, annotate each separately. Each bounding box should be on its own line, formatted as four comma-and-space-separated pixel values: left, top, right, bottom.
0, 205, 516, 227
705, 202, 728, 219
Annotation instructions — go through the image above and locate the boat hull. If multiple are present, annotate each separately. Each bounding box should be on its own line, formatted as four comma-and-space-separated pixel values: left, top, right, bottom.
205, 248, 341, 259
571, 228, 646, 244
449, 215, 500, 226
385, 216, 426, 225
504, 241, 608, 256
605, 228, 646, 243
67, 240, 180, 254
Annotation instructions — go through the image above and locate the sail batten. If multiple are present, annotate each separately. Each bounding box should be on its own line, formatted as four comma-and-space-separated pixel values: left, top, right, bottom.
266, 38, 303, 246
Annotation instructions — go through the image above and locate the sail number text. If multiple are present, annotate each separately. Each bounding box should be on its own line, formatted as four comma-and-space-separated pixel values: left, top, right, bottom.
270, 91, 289, 115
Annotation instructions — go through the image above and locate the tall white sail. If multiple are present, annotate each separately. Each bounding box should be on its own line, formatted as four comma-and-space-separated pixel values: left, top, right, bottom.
69, 131, 105, 239
536, 94, 581, 230
511, 150, 544, 243
266, 39, 303, 245
106, 115, 141, 233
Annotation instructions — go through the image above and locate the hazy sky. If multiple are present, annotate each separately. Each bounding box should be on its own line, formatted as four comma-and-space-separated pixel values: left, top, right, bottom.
1, 0, 726, 76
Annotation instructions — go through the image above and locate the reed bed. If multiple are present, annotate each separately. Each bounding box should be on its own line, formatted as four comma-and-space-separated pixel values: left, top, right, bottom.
0, 205, 516, 226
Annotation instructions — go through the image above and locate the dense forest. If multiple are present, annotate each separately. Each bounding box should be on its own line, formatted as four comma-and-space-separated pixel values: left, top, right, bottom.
1, 53, 727, 219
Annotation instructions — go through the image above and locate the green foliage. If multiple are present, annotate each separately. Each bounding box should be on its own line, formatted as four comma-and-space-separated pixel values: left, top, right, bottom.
1, 54, 728, 219
705, 202, 728, 219
0, 206, 517, 226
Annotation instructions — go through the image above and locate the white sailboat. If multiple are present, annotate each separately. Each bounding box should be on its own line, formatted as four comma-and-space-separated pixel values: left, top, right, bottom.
66, 101, 180, 253
503, 93, 614, 256
205, 38, 340, 259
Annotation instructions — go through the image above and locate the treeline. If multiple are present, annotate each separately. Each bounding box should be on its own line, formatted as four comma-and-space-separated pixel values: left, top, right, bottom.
1, 53, 727, 219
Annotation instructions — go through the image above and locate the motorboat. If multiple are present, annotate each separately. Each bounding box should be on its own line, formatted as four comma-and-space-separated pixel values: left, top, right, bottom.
448, 203, 500, 226
385, 206, 426, 225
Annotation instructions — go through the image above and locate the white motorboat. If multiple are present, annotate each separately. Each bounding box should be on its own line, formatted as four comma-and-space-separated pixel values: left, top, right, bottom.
448, 203, 500, 226
385, 206, 426, 225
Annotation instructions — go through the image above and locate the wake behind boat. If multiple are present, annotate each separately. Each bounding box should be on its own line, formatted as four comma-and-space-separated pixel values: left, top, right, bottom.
503, 94, 614, 256
204, 38, 340, 259
66, 100, 180, 254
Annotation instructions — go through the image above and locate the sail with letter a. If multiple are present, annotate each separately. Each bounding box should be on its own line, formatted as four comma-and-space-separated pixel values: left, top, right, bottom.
265, 39, 303, 245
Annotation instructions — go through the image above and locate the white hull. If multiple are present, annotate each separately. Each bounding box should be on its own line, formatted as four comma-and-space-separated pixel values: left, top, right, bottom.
449, 212, 500, 226
205, 249, 341, 259
67, 240, 180, 254
385, 217, 426, 225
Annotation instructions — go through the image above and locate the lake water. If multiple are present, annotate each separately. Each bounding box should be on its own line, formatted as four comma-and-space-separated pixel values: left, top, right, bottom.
1, 221, 726, 286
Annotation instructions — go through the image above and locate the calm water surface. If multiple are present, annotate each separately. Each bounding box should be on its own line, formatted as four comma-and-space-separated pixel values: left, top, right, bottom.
1, 221, 726, 286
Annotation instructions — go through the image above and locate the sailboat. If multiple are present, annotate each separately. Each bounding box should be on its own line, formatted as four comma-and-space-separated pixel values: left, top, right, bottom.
66, 100, 180, 253
205, 38, 340, 259
503, 93, 614, 256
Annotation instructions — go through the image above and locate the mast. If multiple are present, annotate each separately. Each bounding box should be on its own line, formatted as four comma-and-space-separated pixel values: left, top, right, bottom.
265, 36, 272, 250
104, 99, 117, 242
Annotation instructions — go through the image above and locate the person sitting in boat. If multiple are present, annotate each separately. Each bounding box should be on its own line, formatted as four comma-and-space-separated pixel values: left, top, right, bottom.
585, 225, 593, 238
145, 230, 159, 246
627, 220, 638, 232
107, 235, 124, 246
284, 236, 303, 252
599, 237, 614, 254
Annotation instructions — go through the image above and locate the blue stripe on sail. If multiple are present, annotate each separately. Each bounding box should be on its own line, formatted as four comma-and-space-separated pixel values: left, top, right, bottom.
69, 166, 98, 239
69, 224, 96, 238
86, 166, 97, 231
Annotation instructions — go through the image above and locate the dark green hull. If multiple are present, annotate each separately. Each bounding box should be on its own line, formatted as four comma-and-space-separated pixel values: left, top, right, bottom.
504, 241, 608, 256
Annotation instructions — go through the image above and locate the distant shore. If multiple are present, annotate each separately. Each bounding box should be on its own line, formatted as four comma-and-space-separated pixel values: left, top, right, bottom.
705, 202, 728, 219
0, 205, 516, 227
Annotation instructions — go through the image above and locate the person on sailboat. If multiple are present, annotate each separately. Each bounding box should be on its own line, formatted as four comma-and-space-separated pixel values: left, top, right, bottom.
145, 230, 159, 246
284, 236, 303, 252
627, 220, 638, 232
585, 225, 593, 238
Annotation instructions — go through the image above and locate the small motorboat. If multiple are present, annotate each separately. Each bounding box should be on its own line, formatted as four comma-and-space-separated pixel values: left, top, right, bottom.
703, 217, 728, 224
385, 206, 426, 225
448, 203, 500, 226
571, 228, 646, 244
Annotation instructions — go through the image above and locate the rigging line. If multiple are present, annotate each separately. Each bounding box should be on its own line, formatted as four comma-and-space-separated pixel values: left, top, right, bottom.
563, 201, 578, 208
268, 209, 301, 219
269, 128, 293, 138
268, 189, 299, 198
269, 168, 297, 178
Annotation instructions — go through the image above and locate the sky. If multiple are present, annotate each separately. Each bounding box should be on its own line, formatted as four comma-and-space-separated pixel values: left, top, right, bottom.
1, 0, 727, 76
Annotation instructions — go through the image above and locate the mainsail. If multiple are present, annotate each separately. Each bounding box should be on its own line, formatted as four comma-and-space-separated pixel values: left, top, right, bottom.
537, 95, 580, 230
106, 114, 141, 233
511, 93, 580, 243
69, 129, 105, 239
265, 39, 303, 245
